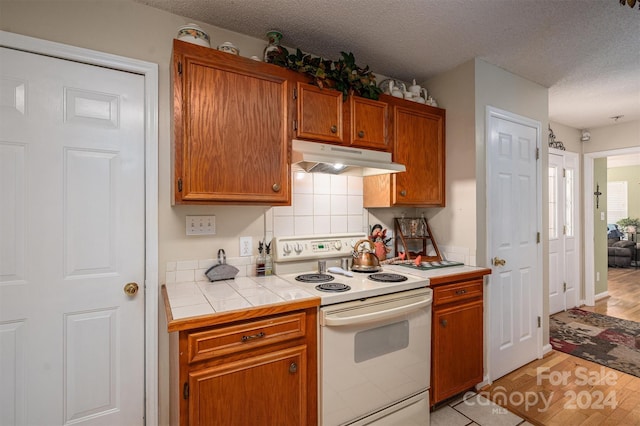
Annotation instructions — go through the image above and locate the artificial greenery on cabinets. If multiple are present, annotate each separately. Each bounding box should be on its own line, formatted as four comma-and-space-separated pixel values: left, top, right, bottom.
270, 47, 382, 101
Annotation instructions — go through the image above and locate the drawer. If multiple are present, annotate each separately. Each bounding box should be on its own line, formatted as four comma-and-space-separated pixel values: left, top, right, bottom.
433, 279, 483, 307
187, 312, 306, 363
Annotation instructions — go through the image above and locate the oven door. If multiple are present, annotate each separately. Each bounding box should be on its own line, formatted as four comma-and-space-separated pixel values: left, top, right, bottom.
320, 288, 432, 426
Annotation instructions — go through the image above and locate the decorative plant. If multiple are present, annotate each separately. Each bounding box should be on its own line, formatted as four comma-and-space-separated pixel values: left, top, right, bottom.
268, 47, 382, 100
617, 217, 640, 231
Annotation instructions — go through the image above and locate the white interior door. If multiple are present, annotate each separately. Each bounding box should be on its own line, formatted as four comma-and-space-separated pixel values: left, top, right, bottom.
548, 150, 579, 315
548, 153, 564, 314
486, 108, 541, 381
0, 47, 145, 425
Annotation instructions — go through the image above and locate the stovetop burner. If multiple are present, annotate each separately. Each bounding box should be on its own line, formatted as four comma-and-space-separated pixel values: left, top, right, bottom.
315, 283, 351, 292
296, 273, 334, 283
368, 273, 408, 283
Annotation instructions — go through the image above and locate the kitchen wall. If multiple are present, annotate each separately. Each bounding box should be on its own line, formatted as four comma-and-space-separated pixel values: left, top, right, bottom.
594, 158, 609, 296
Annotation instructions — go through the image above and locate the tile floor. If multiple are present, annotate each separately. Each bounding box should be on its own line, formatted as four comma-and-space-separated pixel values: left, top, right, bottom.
431, 392, 533, 426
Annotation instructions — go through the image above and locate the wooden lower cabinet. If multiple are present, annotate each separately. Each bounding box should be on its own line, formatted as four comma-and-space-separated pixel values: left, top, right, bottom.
429, 270, 490, 406
171, 306, 318, 426
188, 346, 307, 426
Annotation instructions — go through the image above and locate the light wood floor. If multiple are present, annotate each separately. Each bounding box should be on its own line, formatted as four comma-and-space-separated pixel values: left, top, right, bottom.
482, 267, 640, 425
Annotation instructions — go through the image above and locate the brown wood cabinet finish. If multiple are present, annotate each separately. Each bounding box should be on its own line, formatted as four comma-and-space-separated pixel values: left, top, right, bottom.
295, 82, 390, 151
349, 96, 389, 150
429, 269, 490, 406
363, 96, 445, 207
172, 304, 318, 426
172, 39, 291, 205
296, 82, 344, 143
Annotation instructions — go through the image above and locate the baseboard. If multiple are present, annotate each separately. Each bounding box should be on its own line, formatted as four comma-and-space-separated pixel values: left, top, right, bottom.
475, 374, 491, 390
542, 343, 553, 356
595, 291, 609, 301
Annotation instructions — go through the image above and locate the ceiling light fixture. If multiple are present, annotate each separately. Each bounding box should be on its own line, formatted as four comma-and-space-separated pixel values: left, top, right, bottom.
619, 0, 639, 9
581, 129, 591, 142
610, 115, 624, 122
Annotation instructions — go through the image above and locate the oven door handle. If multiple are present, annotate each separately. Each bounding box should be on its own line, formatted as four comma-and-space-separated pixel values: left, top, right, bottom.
323, 297, 431, 327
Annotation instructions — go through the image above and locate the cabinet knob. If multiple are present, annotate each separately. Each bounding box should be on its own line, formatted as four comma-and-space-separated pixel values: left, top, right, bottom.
358, 130, 365, 138
272, 183, 281, 192
400, 190, 407, 197
330, 125, 338, 134
440, 319, 448, 327
289, 362, 298, 374
455, 289, 467, 295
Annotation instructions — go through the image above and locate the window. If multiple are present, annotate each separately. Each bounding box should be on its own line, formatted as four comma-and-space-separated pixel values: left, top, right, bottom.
607, 181, 627, 224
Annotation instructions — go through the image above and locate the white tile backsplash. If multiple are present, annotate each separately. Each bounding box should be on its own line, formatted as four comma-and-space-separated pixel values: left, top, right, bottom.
314, 194, 331, 215
270, 171, 364, 236
294, 216, 314, 234
330, 175, 348, 194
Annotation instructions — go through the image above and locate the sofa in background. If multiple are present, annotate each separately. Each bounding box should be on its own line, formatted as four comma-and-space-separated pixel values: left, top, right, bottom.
608, 239, 636, 268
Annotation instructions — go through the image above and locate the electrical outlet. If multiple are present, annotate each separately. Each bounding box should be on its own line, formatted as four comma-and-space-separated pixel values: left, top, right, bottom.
240, 236, 253, 256
186, 215, 216, 235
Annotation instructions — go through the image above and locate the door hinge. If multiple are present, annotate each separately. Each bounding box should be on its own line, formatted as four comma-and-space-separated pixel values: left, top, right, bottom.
183, 382, 189, 400
536, 232, 540, 243
563, 282, 567, 292
293, 119, 298, 131
178, 178, 183, 193
536, 147, 539, 160
177, 61, 182, 75
293, 87, 297, 100
563, 225, 567, 235
537, 316, 541, 328
563, 168, 566, 178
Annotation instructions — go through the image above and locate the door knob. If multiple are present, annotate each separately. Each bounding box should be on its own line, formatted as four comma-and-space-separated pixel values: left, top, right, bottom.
124, 282, 139, 296
492, 257, 506, 267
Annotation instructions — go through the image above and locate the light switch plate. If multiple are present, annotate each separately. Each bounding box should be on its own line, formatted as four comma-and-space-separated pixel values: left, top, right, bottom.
186, 215, 216, 235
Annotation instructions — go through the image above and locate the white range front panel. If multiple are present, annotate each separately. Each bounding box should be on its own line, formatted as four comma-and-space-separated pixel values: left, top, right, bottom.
319, 288, 432, 425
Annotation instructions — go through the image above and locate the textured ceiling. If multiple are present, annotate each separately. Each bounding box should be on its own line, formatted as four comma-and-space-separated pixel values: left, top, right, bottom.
137, 0, 640, 130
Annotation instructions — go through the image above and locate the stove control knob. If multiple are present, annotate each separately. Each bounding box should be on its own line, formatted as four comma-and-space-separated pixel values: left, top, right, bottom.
282, 243, 292, 255
334, 240, 342, 250
294, 243, 303, 255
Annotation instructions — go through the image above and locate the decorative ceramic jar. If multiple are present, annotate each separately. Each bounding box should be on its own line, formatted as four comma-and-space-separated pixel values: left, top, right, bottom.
176, 24, 210, 47
263, 30, 284, 63
217, 42, 239, 55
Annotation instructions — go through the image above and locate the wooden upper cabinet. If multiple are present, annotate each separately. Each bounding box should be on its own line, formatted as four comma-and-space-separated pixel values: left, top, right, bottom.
363, 97, 445, 207
295, 82, 389, 151
295, 82, 344, 144
172, 40, 291, 205
350, 96, 389, 150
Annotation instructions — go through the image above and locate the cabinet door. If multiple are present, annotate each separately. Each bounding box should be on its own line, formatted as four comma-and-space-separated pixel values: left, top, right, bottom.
188, 346, 307, 426
393, 105, 445, 206
173, 42, 290, 204
350, 96, 389, 151
432, 299, 483, 404
296, 83, 344, 143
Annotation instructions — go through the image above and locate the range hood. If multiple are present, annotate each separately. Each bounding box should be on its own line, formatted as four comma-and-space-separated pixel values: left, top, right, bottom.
291, 140, 406, 176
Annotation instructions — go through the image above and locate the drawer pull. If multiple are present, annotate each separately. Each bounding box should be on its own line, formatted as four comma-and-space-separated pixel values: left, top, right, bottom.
241, 331, 265, 342
455, 289, 467, 295
440, 319, 448, 327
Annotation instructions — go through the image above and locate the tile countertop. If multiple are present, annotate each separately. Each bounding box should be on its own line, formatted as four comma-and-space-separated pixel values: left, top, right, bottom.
162, 275, 320, 332
384, 264, 492, 282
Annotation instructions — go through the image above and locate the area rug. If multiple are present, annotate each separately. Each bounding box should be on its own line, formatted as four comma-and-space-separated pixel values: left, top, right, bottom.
549, 308, 640, 377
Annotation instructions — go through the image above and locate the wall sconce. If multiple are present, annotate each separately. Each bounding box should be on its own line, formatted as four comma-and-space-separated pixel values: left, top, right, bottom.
581, 129, 591, 142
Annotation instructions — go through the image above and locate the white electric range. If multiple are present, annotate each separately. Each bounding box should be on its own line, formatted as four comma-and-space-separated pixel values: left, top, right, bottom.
272, 233, 429, 305
272, 233, 432, 426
